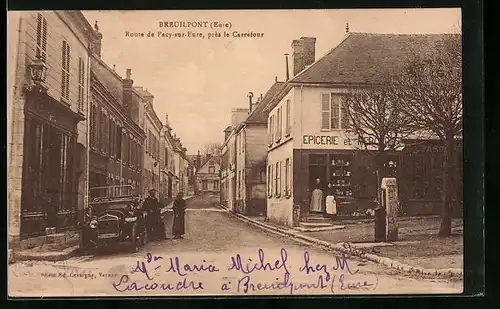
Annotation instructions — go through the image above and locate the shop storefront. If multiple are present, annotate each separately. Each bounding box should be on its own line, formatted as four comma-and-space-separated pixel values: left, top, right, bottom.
20, 92, 84, 238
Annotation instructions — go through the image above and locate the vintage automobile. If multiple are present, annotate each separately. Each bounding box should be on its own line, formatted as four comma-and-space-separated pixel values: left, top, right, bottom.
81, 185, 149, 253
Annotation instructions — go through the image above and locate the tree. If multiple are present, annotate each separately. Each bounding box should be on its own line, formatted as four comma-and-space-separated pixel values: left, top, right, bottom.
392, 34, 462, 237
202, 142, 222, 157
343, 84, 415, 206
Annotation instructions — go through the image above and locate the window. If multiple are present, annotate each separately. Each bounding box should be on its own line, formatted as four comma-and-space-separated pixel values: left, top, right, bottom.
275, 162, 280, 196
267, 164, 273, 197
284, 158, 290, 196
117, 126, 122, 160
268, 116, 274, 146
61, 40, 70, 100
36, 13, 48, 61
321, 93, 348, 130
202, 180, 208, 190
275, 108, 282, 141
78, 58, 85, 111
209, 166, 215, 173
285, 99, 291, 135
214, 181, 219, 191
90, 104, 97, 149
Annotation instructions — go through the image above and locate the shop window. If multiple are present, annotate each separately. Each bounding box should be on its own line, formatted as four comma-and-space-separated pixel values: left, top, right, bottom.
329, 154, 353, 197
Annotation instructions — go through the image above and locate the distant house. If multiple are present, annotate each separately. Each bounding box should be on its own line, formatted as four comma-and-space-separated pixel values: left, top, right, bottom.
196, 155, 220, 194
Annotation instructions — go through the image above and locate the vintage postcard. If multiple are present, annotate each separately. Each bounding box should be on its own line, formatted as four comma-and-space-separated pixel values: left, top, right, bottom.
7, 9, 465, 297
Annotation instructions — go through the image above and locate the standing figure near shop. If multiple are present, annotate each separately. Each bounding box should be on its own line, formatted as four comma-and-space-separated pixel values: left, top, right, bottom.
325, 182, 337, 218
143, 189, 167, 240
309, 178, 324, 213
172, 192, 186, 239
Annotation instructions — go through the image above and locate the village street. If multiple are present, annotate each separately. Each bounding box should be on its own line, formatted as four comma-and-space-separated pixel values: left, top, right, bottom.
8, 195, 462, 297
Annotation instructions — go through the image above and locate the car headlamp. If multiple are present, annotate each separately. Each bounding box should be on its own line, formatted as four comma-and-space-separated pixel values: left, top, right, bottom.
90, 219, 98, 229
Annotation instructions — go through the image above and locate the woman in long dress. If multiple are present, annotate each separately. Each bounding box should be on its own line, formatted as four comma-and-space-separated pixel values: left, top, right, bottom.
309, 178, 324, 213
172, 192, 186, 239
325, 183, 337, 218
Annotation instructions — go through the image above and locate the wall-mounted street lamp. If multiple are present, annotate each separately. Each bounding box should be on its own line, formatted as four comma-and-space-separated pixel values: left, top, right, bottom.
24, 55, 48, 93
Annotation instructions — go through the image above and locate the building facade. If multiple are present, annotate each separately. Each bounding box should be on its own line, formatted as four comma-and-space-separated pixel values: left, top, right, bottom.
196, 155, 221, 194
220, 127, 237, 210
265, 33, 462, 227
8, 11, 97, 247
139, 87, 162, 195
233, 82, 285, 216
159, 113, 176, 204
89, 61, 145, 198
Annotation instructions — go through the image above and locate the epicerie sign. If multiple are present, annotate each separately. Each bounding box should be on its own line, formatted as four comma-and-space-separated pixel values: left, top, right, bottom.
301, 134, 363, 149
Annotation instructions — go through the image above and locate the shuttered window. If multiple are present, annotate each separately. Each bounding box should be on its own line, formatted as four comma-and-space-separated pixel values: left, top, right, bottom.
285, 100, 291, 135
276, 107, 282, 141
267, 164, 273, 197
275, 162, 281, 196
284, 158, 290, 196
322, 93, 348, 130
78, 58, 85, 111
321, 93, 330, 130
269, 116, 274, 146
331, 94, 340, 130
61, 41, 70, 100
36, 13, 47, 61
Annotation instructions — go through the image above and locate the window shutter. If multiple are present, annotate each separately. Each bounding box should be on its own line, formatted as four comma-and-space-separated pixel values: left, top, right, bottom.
285, 100, 291, 134
331, 94, 340, 130
340, 96, 349, 129
321, 93, 331, 130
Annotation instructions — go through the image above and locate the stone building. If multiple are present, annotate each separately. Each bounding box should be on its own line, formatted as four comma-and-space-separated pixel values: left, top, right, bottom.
8, 11, 97, 248
264, 33, 462, 227
89, 60, 145, 197
138, 87, 162, 195
196, 154, 221, 194
220, 109, 248, 210
233, 81, 285, 216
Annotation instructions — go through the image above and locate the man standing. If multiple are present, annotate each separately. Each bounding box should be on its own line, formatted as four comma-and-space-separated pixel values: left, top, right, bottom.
143, 189, 167, 240
172, 192, 186, 239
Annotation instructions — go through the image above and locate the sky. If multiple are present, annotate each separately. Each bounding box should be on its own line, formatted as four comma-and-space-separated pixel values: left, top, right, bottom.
82, 9, 461, 154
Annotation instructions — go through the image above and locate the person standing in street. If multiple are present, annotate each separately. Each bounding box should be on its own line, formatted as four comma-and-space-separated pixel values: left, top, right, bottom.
325, 182, 337, 219
172, 192, 186, 239
143, 188, 167, 240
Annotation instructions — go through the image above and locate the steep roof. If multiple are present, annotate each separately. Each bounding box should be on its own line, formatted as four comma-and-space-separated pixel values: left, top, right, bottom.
291, 32, 458, 85
264, 32, 458, 113
246, 81, 285, 124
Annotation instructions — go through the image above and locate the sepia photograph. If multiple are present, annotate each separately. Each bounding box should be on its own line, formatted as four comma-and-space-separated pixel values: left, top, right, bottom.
7, 8, 467, 297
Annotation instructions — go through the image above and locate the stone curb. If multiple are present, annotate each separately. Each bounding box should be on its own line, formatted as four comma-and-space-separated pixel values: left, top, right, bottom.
13, 245, 80, 262
218, 204, 463, 280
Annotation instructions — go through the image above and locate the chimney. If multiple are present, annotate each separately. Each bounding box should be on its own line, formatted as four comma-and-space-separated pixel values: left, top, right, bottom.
284, 53, 290, 81
260, 93, 263, 100
346, 22, 350, 33
248, 92, 254, 113
165, 113, 170, 127
291, 37, 316, 76
196, 150, 201, 169
224, 126, 232, 141
91, 21, 103, 57
123, 69, 133, 88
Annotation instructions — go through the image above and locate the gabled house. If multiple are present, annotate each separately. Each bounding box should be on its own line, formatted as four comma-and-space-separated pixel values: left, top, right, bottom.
233, 81, 285, 215
196, 154, 220, 194
264, 32, 462, 227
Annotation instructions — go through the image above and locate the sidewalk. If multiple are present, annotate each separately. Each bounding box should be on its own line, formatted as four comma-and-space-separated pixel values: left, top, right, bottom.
11, 196, 195, 263
220, 204, 463, 279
